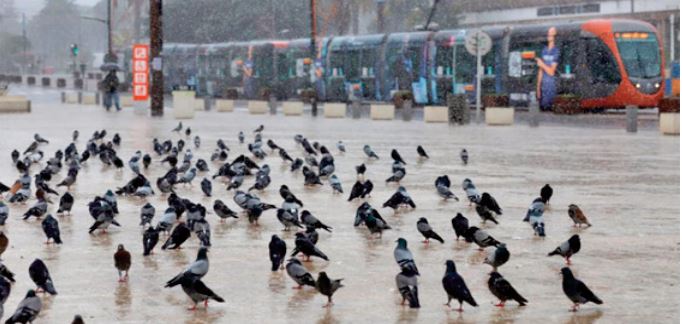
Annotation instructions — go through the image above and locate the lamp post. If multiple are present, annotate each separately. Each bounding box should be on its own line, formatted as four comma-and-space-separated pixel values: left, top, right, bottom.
80, 0, 114, 61
309, 0, 317, 116
150, 0, 164, 116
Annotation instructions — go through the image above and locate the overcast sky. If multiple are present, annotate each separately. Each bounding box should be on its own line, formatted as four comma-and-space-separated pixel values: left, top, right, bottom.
15, 0, 100, 16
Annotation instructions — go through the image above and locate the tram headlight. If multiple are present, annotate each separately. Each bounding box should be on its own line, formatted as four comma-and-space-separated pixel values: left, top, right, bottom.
655, 82, 660, 88
635, 83, 641, 89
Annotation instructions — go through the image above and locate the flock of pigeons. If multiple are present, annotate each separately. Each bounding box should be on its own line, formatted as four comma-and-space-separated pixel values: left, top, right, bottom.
0, 120, 603, 323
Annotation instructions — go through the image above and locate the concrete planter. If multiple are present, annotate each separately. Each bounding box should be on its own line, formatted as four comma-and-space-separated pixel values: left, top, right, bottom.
370, 104, 395, 120
282, 102, 304, 116
215, 99, 234, 112
485, 107, 514, 125
120, 95, 134, 107
0, 96, 31, 113
172, 90, 196, 119
81, 92, 99, 105
660, 113, 680, 135
424, 106, 448, 123
248, 101, 268, 114
64, 92, 79, 104
324, 103, 346, 118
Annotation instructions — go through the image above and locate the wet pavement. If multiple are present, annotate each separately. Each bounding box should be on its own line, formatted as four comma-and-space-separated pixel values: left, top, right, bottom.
0, 88, 678, 323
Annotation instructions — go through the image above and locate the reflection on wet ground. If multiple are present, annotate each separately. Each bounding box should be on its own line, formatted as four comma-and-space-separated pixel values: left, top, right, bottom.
0, 98, 678, 323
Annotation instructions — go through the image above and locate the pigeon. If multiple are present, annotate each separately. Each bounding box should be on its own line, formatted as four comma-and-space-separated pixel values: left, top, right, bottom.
0, 275, 10, 316
139, 203, 155, 226
548, 234, 581, 264
5, 290, 41, 324
460, 149, 468, 165
41, 215, 62, 244
303, 226, 319, 245
165, 247, 209, 287
286, 259, 316, 289
329, 175, 343, 194
318, 155, 335, 177
238, 131, 245, 143
383, 186, 416, 211
0, 202, 9, 225
354, 202, 385, 227
525, 197, 546, 237
112, 133, 121, 146
442, 260, 477, 312
475, 204, 499, 225
22, 199, 47, 220
56, 192, 74, 215
435, 175, 458, 200
278, 148, 294, 163
34, 133, 49, 144
195, 159, 209, 172
464, 226, 501, 250
178, 168, 197, 185
363, 145, 379, 159
561, 267, 602, 311
0, 263, 15, 283
266, 139, 279, 151
568, 204, 591, 227
541, 184, 553, 204
156, 207, 177, 233
302, 166, 322, 186
291, 232, 328, 261
249, 172, 271, 192
290, 158, 303, 172
213, 200, 237, 221
172, 122, 183, 133
417, 217, 444, 244
396, 269, 420, 308
364, 211, 391, 238
185, 127, 191, 137
462, 178, 480, 204
181, 278, 225, 310
269, 235, 287, 271
416, 145, 429, 159
361, 180, 374, 198
72, 130, 79, 142
254, 124, 264, 133
390, 149, 406, 164
479, 192, 502, 215
451, 213, 469, 240
394, 238, 419, 275
277, 208, 302, 231
316, 272, 344, 307
142, 154, 151, 169
488, 272, 528, 307
0, 232, 8, 258
142, 226, 160, 256
28, 259, 57, 295
336, 141, 346, 153
200, 178, 212, 197
161, 222, 191, 250
484, 243, 510, 271
355, 163, 366, 179
385, 161, 406, 183
300, 210, 332, 232
114, 244, 132, 282
72, 315, 85, 324
347, 181, 365, 201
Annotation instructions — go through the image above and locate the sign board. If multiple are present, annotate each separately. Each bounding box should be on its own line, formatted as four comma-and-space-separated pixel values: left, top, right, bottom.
132, 44, 149, 101
465, 30, 492, 56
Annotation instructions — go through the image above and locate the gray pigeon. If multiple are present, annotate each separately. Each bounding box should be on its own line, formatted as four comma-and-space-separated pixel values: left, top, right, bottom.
276, 208, 303, 231
0, 202, 9, 225
548, 235, 581, 264
200, 178, 212, 197
140, 203, 155, 226
396, 269, 420, 308
394, 238, 419, 275
285, 259, 316, 288
165, 247, 209, 287
363, 145, 379, 159
329, 174, 343, 193
5, 290, 41, 324
525, 197, 546, 237
316, 272, 344, 307
484, 243, 510, 271
336, 141, 346, 153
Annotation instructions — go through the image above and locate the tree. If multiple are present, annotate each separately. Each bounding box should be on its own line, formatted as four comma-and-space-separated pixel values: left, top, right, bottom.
27, 0, 82, 70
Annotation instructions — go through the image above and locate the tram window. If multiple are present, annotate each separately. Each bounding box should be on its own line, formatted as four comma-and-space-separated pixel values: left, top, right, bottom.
406, 46, 421, 81
582, 4, 600, 13
347, 49, 362, 80
537, 7, 554, 16
454, 45, 475, 82
585, 38, 621, 84
559, 40, 579, 75
435, 45, 453, 76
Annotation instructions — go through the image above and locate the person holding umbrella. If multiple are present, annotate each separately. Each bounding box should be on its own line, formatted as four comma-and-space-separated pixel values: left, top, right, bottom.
101, 63, 121, 111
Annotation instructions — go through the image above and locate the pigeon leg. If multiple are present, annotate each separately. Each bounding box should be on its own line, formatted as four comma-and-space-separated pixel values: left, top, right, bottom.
457, 302, 464, 312
423, 239, 429, 244
204, 300, 209, 308
495, 301, 506, 307
401, 298, 406, 306
292, 285, 303, 290
570, 304, 579, 312
566, 257, 572, 265
187, 303, 197, 311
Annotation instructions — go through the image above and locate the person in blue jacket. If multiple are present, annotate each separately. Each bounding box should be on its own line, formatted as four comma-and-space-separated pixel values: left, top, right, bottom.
536, 27, 559, 111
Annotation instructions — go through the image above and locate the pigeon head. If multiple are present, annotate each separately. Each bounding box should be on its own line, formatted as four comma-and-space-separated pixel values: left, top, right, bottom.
560, 267, 574, 278
489, 271, 502, 279
295, 232, 306, 239
395, 238, 408, 249
418, 217, 427, 224
445, 260, 457, 274
26, 289, 36, 298
197, 247, 208, 259
271, 234, 279, 241
117, 244, 125, 251
318, 272, 329, 281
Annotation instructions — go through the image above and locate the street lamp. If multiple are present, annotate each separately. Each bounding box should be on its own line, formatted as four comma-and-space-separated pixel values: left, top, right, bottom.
80, 0, 114, 62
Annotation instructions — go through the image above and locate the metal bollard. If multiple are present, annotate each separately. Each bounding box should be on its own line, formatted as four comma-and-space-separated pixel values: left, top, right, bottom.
77, 91, 83, 104
351, 99, 361, 119
61, 92, 65, 103
268, 95, 277, 115
626, 105, 637, 133
529, 101, 540, 127
402, 100, 413, 121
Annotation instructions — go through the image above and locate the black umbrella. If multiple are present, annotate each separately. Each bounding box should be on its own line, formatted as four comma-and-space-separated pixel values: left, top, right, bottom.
100, 62, 120, 72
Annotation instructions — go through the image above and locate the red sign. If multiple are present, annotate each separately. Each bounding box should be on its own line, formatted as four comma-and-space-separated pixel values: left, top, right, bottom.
132, 44, 149, 101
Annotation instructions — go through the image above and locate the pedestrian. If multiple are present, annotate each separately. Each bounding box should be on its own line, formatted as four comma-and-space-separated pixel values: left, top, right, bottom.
102, 70, 121, 111
536, 26, 559, 112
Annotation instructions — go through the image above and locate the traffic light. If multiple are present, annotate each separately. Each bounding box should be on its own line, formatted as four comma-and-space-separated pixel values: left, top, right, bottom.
70, 43, 79, 57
